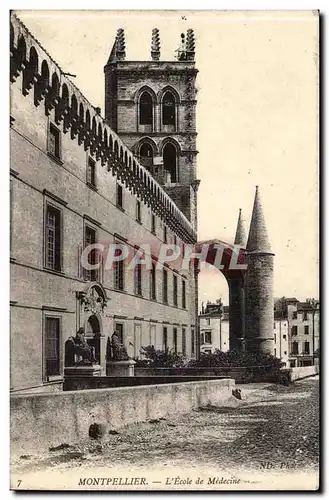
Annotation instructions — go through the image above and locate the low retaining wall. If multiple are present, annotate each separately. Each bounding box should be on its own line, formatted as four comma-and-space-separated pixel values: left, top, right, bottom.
11, 378, 234, 457
286, 365, 319, 382
134, 366, 279, 383
64, 375, 229, 391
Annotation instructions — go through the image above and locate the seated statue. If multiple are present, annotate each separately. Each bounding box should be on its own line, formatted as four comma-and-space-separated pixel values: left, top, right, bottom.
106, 331, 130, 361
65, 327, 96, 366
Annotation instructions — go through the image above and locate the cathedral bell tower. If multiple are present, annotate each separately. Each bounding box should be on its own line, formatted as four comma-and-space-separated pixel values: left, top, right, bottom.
104, 28, 200, 229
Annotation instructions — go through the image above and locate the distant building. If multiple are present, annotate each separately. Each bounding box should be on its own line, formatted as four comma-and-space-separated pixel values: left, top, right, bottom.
199, 296, 320, 367
274, 298, 320, 368
199, 300, 229, 354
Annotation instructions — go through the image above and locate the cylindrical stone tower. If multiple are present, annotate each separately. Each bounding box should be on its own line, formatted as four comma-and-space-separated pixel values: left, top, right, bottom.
228, 208, 247, 352
245, 186, 274, 354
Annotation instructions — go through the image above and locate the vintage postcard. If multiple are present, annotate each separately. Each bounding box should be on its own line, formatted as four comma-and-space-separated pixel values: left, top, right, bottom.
9, 9, 319, 491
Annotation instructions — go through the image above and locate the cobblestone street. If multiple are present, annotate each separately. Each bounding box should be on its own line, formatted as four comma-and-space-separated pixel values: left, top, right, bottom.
11, 377, 319, 490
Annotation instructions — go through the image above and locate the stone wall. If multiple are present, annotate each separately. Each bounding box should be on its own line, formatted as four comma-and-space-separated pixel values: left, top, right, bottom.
11, 378, 234, 457
284, 365, 319, 382
10, 41, 197, 392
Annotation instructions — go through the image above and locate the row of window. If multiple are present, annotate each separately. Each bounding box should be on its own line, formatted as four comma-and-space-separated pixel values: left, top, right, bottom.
139, 90, 177, 128
291, 341, 311, 356
292, 311, 310, 321
291, 325, 310, 336
45, 202, 187, 306
274, 324, 310, 336
45, 318, 195, 378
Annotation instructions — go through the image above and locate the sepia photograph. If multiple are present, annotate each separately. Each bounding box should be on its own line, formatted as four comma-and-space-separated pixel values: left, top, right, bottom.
9, 9, 319, 491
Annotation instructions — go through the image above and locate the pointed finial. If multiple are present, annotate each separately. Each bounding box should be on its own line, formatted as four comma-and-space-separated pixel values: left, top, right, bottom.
186, 29, 195, 60
246, 186, 272, 253
116, 28, 126, 60
234, 208, 246, 247
151, 28, 160, 60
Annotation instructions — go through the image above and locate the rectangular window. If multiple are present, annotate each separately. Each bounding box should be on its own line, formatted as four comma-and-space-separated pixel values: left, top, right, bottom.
291, 341, 299, 355
283, 334, 287, 340
204, 331, 212, 344
191, 329, 195, 355
292, 311, 297, 319
84, 226, 97, 281
116, 183, 123, 208
134, 263, 142, 296
114, 259, 124, 291
303, 311, 308, 321
173, 275, 178, 306
274, 348, 277, 357
45, 204, 61, 271
150, 263, 156, 300
87, 157, 96, 187
207, 318, 210, 326
274, 333, 277, 344
136, 200, 141, 222
291, 325, 298, 336
163, 268, 168, 303
304, 341, 310, 354
173, 328, 177, 353
48, 123, 61, 159
182, 280, 186, 309
115, 323, 124, 344
182, 328, 186, 356
304, 325, 310, 335
163, 327, 168, 350
274, 322, 276, 329
45, 317, 60, 377
151, 213, 156, 234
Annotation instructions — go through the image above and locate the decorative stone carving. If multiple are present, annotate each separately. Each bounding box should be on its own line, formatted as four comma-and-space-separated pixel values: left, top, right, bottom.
65, 328, 96, 366
78, 285, 107, 315
106, 332, 130, 361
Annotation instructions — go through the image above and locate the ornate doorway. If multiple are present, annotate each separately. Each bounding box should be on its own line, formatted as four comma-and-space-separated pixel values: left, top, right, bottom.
85, 314, 101, 364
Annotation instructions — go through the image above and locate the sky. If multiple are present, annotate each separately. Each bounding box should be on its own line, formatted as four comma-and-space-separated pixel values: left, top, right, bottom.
15, 10, 319, 306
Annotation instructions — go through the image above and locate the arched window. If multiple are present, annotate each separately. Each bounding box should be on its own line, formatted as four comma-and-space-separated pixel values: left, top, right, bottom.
139, 92, 153, 125
139, 142, 153, 170
162, 91, 176, 126
163, 143, 177, 183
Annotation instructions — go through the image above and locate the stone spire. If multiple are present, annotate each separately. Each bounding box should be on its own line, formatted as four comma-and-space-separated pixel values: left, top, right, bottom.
107, 28, 126, 64
246, 186, 272, 253
186, 28, 195, 60
234, 208, 246, 247
151, 28, 160, 60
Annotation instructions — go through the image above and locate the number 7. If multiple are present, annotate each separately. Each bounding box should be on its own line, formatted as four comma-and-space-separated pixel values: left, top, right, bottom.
17, 480, 22, 487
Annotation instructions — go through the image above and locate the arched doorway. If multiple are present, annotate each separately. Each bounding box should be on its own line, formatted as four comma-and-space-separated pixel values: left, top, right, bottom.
85, 314, 101, 364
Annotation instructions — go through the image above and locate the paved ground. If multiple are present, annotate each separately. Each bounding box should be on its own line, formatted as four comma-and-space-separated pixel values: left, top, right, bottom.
11, 376, 319, 490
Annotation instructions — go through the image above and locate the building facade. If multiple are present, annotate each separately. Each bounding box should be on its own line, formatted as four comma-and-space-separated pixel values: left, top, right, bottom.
10, 15, 198, 392
199, 301, 229, 354
274, 298, 320, 368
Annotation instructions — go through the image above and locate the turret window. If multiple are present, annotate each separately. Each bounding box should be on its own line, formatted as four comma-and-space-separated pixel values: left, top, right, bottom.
139, 91, 153, 125
162, 91, 176, 126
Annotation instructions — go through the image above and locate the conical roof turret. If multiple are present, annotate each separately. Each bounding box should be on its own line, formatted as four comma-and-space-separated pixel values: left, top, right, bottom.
234, 208, 246, 247
246, 186, 272, 253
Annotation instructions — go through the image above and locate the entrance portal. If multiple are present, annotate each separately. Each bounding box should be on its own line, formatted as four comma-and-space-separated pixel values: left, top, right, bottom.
85, 314, 101, 364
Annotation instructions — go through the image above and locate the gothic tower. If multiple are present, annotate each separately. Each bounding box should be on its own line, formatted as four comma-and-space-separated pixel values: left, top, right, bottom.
227, 208, 246, 352
245, 186, 274, 354
104, 28, 199, 229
